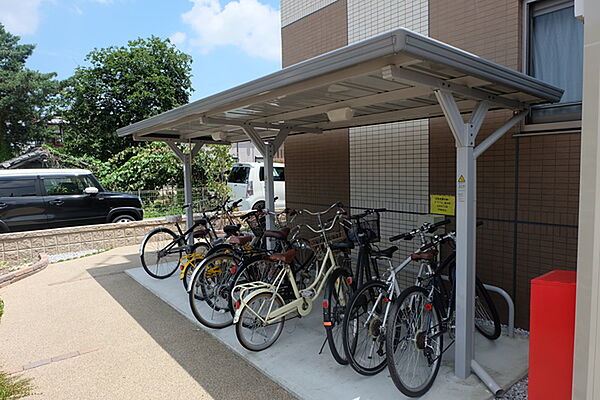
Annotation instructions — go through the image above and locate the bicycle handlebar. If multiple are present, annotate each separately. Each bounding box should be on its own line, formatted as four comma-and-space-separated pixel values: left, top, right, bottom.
389, 219, 451, 242
297, 202, 344, 216
349, 208, 387, 220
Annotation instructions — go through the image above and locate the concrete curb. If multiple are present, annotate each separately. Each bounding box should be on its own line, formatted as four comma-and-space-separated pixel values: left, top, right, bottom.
0, 254, 49, 289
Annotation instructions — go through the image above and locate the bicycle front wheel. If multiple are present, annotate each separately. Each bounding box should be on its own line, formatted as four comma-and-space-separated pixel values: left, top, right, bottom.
474, 278, 501, 340
235, 292, 285, 351
343, 280, 388, 375
386, 286, 443, 398
140, 228, 182, 279
323, 267, 353, 365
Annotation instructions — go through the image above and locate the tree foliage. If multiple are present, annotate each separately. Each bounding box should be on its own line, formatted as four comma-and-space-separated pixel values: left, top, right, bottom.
60, 142, 233, 195
62, 36, 193, 161
0, 24, 61, 161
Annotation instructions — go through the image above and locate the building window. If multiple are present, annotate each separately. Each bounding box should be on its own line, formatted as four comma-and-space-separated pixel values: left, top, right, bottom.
526, 0, 584, 124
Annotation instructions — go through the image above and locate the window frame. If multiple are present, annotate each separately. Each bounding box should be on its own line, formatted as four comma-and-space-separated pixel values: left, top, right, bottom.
522, 0, 583, 127
259, 167, 285, 182
0, 178, 40, 198
42, 175, 90, 196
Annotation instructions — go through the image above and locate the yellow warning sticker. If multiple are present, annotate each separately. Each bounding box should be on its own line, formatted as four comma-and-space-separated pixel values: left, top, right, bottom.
430, 195, 456, 216
458, 175, 465, 183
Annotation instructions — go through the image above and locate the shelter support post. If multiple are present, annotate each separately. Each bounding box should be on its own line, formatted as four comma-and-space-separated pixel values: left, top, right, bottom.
167, 142, 204, 245
241, 126, 289, 231
434, 89, 527, 381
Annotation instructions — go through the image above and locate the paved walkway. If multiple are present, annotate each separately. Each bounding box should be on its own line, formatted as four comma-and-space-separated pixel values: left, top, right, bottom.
0, 245, 295, 400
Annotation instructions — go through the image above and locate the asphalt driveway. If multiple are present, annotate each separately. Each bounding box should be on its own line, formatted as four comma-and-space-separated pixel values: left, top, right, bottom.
0, 245, 295, 400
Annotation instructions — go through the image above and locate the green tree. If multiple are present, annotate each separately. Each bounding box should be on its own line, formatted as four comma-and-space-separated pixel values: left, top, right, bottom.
0, 24, 61, 161
62, 36, 193, 161
96, 142, 233, 194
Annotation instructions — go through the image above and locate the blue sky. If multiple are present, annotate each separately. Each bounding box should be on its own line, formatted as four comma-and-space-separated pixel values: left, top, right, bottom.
0, 0, 282, 101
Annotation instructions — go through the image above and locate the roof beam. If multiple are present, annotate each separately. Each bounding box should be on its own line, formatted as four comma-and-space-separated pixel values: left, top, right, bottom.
305, 99, 477, 131
255, 86, 432, 123
131, 113, 203, 137
199, 116, 322, 134
382, 65, 524, 110
241, 125, 266, 156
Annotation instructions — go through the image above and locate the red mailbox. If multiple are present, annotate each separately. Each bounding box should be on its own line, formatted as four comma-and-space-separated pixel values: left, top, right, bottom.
528, 270, 576, 400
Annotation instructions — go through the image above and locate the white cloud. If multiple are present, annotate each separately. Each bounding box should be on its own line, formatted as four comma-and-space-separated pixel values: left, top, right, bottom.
169, 31, 188, 46
181, 0, 281, 61
0, 0, 43, 35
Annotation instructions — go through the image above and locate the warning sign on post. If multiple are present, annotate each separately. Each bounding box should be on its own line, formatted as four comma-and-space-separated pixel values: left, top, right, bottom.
430, 195, 456, 216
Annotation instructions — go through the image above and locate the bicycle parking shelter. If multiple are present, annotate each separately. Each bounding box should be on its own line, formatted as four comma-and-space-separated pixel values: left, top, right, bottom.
117, 28, 562, 393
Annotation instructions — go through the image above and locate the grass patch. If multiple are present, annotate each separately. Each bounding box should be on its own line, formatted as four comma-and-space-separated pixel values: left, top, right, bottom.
0, 370, 35, 400
53, 248, 113, 263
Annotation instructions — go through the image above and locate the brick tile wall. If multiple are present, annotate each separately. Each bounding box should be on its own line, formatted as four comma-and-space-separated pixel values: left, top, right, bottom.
281, 0, 348, 67
429, 1, 581, 328
430, 0, 521, 70
284, 130, 350, 211
281, 1, 349, 212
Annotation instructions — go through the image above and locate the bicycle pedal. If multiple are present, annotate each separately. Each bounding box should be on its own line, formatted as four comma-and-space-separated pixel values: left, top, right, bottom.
300, 289, 315, 299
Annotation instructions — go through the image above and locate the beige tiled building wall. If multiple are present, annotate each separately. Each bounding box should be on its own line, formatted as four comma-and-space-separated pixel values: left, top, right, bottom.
347, 0, 428, 42
281, 1, 350, 212
346, 0, 429, 272
281, 0, 340, 27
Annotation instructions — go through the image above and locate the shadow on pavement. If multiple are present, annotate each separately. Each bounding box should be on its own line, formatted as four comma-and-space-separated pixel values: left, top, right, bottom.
87, 258, 295, 400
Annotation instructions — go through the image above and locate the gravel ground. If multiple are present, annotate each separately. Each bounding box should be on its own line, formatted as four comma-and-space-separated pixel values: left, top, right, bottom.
48, 249, 106, 263
499, 376, 528, 399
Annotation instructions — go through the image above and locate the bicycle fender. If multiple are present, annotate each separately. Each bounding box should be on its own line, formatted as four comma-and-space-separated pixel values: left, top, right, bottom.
186, 255, 212, 293
205, 243, 235, 258
233, 289, 283, 324
185, 250, 241, 293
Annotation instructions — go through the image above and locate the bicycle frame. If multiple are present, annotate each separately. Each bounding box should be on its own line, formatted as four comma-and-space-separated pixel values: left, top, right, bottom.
233, 244, 341, 324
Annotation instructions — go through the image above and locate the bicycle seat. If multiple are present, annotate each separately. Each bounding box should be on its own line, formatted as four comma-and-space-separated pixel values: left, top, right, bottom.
224, 224, 241, 236
411, 249, 438, 261
329, 240, 355, 251
192, 228, 210, 238
371, 246, 398, 259
194, 218, 208, 226
263, 227, 290, 240
267, 249, 296, 264
229, 235, 252, 246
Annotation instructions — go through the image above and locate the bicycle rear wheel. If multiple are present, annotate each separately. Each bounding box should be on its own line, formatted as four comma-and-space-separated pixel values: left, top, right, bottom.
386, 286, 443, 398
343, 280, 388, 375
189, 253, 238, 329
323, 267, 353, 365
474, 278, 501, 340
228, 257, 279, 317
140, 228, 182, 279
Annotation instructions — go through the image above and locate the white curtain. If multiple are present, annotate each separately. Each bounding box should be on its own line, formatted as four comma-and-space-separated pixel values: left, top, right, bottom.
532, 6, 583, 104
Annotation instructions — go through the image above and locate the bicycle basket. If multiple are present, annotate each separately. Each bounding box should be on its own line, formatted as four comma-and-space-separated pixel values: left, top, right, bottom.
245, 212, 266, 237
348, 212, 380, 244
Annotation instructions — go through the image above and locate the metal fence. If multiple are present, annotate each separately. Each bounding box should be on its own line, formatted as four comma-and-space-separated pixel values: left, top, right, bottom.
124, 188, 212, 218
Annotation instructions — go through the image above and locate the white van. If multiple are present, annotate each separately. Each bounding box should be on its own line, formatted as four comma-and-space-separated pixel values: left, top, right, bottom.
227, 162, 285, 211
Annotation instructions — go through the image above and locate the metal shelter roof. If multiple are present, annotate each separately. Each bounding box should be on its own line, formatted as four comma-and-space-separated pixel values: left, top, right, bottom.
117, 28, 562, 143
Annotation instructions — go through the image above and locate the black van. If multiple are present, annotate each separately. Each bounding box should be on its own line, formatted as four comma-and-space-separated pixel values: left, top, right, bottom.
0, 169, 143, 233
